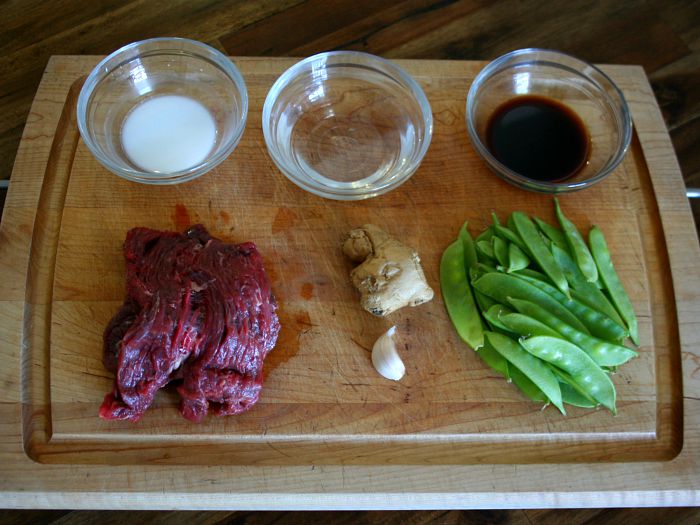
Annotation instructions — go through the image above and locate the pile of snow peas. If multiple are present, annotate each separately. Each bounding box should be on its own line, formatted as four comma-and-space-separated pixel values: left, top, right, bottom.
440, 199, 639, 414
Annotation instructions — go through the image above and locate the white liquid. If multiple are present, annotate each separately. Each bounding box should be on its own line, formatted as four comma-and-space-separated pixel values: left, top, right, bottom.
121, 95, 217, 173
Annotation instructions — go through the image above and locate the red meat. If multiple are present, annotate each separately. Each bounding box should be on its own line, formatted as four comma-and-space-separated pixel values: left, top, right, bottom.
100, 225, 280, 422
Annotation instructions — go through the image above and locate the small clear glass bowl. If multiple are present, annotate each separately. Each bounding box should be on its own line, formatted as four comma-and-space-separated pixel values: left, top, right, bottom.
466, 48, 632, 193
77, 37, 248, 185
262, 51, 433, 200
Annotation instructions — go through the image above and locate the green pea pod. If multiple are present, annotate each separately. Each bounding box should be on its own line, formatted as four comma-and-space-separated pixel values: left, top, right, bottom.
589, 226, 639, 345
550, 242, 586, 283
474, 288, 498, 315
511, 212, 569, 297
534, 217, 568, 251
476, 240, 496, 263
508, 297, 637, 367
459, 222, 478, 271
553, 368, 599, 408
507, 244, 530, 273
491, 211, 501, 226
510, 365, 549, 403
500, 312, 560, 338
492, 236, 509, 268
514, 267, 551, 283
513, 273, 628, 342
560, 383, 598, 408
476, 226, 494, 243
440, 240, 484, 350
470, 263, 496, 284
493, 223, 529, 254
473, 272, 589, 334
520, 336, 616, 414
477, 337, 511, 380
555, 199, 598, 283
485, 332, 565, 414
551, 243, 624, 327
483, 304, 515, 332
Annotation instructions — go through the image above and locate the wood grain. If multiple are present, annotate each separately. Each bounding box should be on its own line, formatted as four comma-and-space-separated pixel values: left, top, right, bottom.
0, 56, 698, 509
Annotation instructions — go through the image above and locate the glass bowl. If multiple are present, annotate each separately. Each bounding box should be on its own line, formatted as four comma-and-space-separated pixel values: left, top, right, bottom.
466, 48, 632, 193
262, 51, 433, 200
77, 37, 248, 185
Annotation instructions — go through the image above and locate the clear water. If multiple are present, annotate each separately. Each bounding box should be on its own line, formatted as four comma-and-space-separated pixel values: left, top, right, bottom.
273, 73, 423, 191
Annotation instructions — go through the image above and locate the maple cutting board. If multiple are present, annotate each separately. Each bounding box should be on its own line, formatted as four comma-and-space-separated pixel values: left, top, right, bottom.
1, 57, 699, 508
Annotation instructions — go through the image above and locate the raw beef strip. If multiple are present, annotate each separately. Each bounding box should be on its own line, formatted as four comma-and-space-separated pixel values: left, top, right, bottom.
100, 224, 280, 422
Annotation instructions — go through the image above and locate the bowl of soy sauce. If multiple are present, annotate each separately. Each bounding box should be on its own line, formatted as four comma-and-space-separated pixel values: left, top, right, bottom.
466, 49, 632, 193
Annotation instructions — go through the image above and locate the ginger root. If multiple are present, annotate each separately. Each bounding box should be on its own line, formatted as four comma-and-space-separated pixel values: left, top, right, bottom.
342, 224, 434, 317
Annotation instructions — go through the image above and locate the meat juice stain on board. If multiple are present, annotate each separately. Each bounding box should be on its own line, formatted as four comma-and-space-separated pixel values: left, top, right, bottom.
300, 282, 314, 300
264, 308, 307, 373
173, 203, 192, 230
485, 95, 591, 182
272, 206, 299, 235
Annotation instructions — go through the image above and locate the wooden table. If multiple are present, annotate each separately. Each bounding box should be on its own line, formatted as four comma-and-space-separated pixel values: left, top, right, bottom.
0, 56, 698, 509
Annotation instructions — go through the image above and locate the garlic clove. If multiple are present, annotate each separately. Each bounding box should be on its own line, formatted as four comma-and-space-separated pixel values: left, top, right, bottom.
371, 326, 405, 381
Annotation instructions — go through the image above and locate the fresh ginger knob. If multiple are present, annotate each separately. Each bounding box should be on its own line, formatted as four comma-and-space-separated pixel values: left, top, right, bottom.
342, 224, 434, 317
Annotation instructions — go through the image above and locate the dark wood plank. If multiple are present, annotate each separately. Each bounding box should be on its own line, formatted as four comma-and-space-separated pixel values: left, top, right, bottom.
0, 510, 70, 525
2, 509, 700, 524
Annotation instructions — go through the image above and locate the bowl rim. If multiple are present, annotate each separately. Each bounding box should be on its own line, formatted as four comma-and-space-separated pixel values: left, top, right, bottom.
261, 50, 434, 200
466, 47, 633, 193
77, 37, 248, 185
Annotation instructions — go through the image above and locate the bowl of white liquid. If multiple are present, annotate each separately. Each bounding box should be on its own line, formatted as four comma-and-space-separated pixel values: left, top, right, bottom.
77, 38, 247, 184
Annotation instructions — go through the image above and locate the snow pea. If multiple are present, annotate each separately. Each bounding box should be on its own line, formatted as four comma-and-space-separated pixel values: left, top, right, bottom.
508, 297, 637, 367
507, 243, 530, 273
500, 312, 560, 338
520, 336, 616, 413
492, 236, 509, 268
476, 226, 494, 243
515, 267, 551, 283
513, 273, 628, 342
469, 263, 496, 285
440, 240, 484, 350
589, 225, 639, 345
551, 243, 624, 326
534, 217, 568, 251
511, 212, 569, 297
459, 221, 478, 271
510, 365, 549, 403
477, 338, 510, 380
553, 368, 599, 408
474, 287, 498, 316
554, 199, 599, 283
493, 223, 529, 253
483, 304, 515, 333
484, 332, 565, 414
476, 240, 496, 263
473, 272, 588, 333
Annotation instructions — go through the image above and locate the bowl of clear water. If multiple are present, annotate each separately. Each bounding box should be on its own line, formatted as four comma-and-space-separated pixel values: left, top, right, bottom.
77, 37, 248, 185
262, 51, 433, 200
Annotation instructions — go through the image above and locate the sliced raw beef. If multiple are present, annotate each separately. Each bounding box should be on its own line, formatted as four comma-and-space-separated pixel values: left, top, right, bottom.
100, 224, 280, 422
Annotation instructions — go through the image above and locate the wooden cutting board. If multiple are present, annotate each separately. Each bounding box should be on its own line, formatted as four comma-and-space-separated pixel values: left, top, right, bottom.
1, 57, 699, 508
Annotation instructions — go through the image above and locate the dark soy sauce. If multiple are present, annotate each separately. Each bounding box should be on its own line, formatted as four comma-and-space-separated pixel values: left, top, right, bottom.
486, 95, 590, 182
